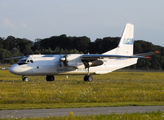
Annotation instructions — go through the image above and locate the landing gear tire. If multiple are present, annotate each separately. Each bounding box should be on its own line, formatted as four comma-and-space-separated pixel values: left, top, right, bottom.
46, 75, 54, 81
22, 77, 29, 82
84, 75, 93, 82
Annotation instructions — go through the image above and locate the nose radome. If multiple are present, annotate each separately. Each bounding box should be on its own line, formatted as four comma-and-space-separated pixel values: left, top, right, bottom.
9, 64, 20, 74
9, 64, 16, 74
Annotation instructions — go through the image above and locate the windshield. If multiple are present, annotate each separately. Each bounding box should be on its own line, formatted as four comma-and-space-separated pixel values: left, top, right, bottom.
18, 59, 33, 65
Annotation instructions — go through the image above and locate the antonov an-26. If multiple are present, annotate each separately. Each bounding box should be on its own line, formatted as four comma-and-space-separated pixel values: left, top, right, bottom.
6, 23, 159, 82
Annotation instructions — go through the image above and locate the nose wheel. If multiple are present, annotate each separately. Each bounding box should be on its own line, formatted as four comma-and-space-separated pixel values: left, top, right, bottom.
22, 76, 29, 81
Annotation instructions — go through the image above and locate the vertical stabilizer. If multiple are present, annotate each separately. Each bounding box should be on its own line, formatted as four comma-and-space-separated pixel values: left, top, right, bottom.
103, 23, 134, 55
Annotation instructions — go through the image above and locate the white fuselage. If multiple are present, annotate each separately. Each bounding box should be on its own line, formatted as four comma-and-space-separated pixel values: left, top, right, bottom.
9, 54, 138, 76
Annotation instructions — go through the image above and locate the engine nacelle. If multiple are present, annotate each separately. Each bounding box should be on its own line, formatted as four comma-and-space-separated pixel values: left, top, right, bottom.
89, 60, 103, 67
83, 60, 103, 68
60, 54, 85, 69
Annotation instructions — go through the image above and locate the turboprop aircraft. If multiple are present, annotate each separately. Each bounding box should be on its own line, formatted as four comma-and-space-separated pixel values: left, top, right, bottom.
6, 23, 159, 82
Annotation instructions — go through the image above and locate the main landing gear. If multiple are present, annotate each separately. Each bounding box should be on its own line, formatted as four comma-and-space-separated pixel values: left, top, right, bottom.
84, 67, 93, 82
46, 75, 55, 81
84, 75, 93, 82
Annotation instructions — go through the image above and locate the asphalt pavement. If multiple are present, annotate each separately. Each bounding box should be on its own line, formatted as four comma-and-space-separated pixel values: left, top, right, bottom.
0, 106, 164, 118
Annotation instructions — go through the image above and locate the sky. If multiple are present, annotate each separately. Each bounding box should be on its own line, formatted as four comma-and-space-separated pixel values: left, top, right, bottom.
1, 0, 164, 46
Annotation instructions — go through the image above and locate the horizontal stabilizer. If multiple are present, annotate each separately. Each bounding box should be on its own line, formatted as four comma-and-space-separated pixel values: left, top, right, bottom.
134, 51, 160, 56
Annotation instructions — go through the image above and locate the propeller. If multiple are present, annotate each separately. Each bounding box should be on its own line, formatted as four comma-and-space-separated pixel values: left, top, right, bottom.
59, 54, 68, 66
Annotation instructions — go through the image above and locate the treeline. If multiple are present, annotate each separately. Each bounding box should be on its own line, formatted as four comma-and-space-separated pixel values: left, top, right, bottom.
0, 34, 164, 70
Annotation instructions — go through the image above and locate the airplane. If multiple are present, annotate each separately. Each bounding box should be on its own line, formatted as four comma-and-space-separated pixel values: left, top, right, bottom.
5, 23, 159, 82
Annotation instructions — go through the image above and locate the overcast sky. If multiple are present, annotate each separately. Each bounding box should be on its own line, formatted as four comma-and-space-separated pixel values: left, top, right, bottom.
1, 0, 164, 46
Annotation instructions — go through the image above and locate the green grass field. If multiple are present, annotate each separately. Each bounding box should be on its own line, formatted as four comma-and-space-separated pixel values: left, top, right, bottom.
0, 70, 164, 110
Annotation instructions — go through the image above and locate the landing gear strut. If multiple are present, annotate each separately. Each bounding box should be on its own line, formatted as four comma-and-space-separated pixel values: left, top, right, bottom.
84, 67, 93, 82
46, 75, 55, 81
22, 76, 28, 82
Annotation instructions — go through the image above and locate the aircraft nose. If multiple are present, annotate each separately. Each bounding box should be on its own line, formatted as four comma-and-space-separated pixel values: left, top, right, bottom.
9, 64, 21, 75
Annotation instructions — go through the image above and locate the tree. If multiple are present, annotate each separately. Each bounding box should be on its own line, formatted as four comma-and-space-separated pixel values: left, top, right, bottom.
0, 37, 3, 49
0, 49, 13, 63
3, 36, 16, 51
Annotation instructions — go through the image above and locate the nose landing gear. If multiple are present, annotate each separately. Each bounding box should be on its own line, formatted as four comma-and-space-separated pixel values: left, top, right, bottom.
22, 76, 29, 81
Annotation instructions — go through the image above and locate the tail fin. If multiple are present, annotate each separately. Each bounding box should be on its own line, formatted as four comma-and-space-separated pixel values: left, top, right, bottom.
103, 23, 134, 55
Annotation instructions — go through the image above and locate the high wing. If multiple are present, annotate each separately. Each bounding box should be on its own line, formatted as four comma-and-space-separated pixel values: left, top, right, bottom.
81, 51, 159, 61
4, 56, 26, 60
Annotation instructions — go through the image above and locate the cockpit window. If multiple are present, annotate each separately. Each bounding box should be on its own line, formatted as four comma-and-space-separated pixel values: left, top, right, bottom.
18, 59, 34, 65
22, 60, 26, 63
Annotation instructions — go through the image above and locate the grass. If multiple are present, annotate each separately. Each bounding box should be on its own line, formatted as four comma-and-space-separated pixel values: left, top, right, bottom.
0, 70, 164, 110
1, 102, 164, 110
0, 64, 11, 70
0, 111, 164, 120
